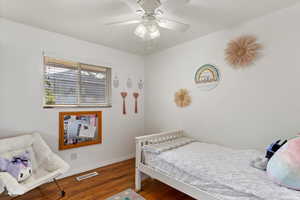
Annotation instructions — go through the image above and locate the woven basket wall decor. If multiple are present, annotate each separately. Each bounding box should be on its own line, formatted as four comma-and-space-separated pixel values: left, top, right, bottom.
225, 35, 262, 68
174, 89, 191, 108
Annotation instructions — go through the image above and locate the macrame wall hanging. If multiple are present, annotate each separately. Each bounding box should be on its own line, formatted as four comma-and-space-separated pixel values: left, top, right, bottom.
225, 35, 262, 68
121, 92, 128, 115
133, 92, 139, 114
174, 89, 191, 108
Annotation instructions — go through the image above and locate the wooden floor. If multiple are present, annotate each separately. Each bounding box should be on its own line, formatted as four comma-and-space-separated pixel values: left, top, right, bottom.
0, 159, 194, 200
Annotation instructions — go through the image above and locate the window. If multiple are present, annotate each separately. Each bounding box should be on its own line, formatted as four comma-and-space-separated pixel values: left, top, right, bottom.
43, 56, 111, 108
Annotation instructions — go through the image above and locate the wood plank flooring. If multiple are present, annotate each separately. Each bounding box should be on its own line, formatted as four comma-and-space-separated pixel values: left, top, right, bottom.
0, 159, 195, 200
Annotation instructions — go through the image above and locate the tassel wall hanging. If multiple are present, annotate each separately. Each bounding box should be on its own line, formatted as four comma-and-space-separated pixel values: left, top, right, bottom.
121, 92, 128, 115
133, 92, 139, 114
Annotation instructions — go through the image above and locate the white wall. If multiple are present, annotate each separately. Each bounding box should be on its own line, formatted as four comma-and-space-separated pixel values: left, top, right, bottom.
0, 18, 144, 176
144, 3, 300, 150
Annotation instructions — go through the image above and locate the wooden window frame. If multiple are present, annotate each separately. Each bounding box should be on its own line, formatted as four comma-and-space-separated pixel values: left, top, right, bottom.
43, 56, 112, 108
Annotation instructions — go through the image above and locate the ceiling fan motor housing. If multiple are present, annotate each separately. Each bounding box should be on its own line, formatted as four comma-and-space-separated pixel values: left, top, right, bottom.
137, 0, 161, 14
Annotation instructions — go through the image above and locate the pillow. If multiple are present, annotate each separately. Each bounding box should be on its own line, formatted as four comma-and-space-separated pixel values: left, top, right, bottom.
267, 137, 300, 190
143, 137, 196, 154
0, 151, 32, 182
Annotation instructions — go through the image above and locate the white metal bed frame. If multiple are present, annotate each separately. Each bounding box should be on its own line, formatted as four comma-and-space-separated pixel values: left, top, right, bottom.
135, 129, 220, 200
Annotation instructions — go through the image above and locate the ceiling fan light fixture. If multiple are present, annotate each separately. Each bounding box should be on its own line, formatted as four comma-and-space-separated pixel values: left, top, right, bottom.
106, 0, 190, 43
149, 28, 160, 40
134, 24, 147, 38
134, 22, 160, 40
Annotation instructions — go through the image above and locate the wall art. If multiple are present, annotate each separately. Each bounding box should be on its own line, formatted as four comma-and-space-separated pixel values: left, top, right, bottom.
121, 92, 128, 115
59, 111, 102, 150
174, 89, 191, 108
133, 92, 139, 114
113, 74, 119, 88
225, 35, 262, 68
126, 78, 133, 89
194, 64, 220, 91
138, 79, 144, 90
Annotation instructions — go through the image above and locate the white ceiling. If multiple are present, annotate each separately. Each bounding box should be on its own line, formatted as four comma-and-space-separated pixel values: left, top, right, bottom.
0, 0, 299, 55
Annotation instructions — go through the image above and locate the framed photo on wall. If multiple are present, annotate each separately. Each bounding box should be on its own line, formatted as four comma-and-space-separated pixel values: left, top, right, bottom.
59, 111, 102, 150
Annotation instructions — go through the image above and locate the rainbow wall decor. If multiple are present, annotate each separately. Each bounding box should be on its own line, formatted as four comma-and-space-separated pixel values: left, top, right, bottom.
194, 64, 220, 91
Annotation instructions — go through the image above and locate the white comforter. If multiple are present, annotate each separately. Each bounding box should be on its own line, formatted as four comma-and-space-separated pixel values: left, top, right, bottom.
148, 142, 300, 200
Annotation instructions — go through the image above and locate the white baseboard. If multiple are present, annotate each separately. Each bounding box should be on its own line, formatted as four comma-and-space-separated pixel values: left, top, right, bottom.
60, 154, 135, 179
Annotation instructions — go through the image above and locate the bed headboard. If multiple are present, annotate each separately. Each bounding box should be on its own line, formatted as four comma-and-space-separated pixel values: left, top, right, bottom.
135, 129, 185, 167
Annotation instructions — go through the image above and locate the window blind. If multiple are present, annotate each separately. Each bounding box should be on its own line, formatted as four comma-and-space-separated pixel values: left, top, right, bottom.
43, 56, 111, 107
80, 65, 107, 105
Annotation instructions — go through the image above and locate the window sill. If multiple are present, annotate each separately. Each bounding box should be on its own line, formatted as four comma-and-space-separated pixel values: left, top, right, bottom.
43, 104, 112, 109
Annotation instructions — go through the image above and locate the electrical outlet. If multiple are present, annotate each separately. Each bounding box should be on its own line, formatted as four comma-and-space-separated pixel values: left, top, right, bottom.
70, 153, 77, 161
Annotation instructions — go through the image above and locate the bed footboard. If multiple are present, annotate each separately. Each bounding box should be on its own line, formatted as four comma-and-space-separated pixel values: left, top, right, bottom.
135, 129, 185, 191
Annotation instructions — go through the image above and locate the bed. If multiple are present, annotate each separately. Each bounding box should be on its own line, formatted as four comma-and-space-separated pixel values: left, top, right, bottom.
135, 130, 300, 200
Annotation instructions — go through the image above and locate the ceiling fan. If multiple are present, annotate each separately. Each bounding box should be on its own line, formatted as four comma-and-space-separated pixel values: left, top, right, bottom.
106, 0, 190, 40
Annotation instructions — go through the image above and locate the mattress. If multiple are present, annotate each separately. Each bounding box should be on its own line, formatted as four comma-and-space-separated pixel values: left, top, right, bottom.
143, 141, 300, 200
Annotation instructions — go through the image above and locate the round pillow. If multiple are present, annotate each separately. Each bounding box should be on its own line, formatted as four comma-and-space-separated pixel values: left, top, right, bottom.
267, 137, 300, 190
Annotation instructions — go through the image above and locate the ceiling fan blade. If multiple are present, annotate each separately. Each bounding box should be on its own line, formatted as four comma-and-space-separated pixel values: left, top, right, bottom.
160, 0, 190, 12
105, 19, 141, 26
157, 18, 190, 32
119, 0, 141, 12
